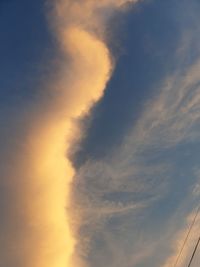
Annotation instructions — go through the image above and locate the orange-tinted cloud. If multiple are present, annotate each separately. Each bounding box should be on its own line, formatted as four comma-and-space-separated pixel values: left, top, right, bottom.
0, 1, 139, 267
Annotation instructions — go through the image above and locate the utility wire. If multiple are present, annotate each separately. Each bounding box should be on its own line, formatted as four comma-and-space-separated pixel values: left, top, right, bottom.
172, 206, 200, 267
187, 236, 200, 267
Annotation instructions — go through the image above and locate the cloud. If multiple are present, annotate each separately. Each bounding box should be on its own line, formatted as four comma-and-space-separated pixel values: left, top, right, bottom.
0, 1, 140, 267
70, 2, 200, 265
161, 210, 200, 267
2, 1, 200, 267
75, 2, 200, 267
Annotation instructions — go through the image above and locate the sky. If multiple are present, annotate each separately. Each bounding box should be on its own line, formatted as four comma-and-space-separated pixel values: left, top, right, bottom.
1, 0, 200, 267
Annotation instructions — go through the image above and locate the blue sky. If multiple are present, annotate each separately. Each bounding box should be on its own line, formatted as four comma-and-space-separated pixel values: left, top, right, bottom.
75, 0, 183, 164
1, 1, 200, 267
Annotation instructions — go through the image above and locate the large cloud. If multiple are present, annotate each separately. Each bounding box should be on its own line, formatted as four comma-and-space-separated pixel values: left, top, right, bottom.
0, 1, 139, 267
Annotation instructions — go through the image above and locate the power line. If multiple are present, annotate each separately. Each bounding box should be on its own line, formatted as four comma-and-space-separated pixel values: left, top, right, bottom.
187, 236, 200, 267
172, 206, 200, 267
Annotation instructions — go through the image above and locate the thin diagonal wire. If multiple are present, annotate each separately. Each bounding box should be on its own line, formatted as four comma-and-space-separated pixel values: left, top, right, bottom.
172, 206, 200, 267
187, 236, 200, 267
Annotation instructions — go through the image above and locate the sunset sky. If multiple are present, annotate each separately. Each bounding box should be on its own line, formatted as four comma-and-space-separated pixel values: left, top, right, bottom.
1, 1, 200, 267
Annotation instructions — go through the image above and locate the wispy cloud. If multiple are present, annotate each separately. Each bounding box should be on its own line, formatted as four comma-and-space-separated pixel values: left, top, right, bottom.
162, 210, 200, 267
71, 2, 200, 265
2, 1, 200, 267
